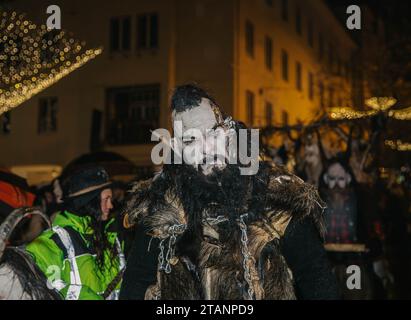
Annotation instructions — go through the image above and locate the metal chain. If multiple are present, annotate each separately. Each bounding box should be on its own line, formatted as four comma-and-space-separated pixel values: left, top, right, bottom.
158, 224, 186, 274
223, 116, 236, 129
164, 235, 175, 274
238, 213, 255, 300
204, 215, 229, 225
155, 224, 186, 300
158, 238, 165, 271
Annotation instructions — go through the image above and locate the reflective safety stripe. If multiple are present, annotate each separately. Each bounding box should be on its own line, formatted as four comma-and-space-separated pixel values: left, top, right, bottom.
52, 226, 82, 300
116, 237, 126, 271
106, 289, 120, 300
104, 238, 125, 301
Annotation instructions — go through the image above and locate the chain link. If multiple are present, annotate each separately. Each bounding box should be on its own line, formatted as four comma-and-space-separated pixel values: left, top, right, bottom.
158, 238, 165, 271
238, 213, 255, 300
204, 215, 229, 225
158, 215, 256, 300
158, 224, 186, 274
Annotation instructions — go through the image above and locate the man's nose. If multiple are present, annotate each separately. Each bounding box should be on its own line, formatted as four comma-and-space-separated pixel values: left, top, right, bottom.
203, 136, 216, 155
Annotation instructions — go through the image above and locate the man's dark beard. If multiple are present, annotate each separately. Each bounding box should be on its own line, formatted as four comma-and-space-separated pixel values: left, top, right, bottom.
169, 163, 251, 213
162, 163, 252, 265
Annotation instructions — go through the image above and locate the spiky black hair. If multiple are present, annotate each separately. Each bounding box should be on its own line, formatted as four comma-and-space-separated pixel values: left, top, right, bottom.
171, 84, 217, 113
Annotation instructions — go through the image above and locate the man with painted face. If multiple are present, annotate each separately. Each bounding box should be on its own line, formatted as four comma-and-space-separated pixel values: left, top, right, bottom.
319, 158, 358, 244
120, 84, 339, 300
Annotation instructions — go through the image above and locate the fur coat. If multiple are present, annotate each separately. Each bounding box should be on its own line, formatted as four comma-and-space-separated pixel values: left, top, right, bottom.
123, 162, 326, 300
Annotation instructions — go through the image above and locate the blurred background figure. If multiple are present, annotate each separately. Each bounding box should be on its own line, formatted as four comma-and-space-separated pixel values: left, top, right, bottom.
0, 168, 45, 245
0, 168, 35, 222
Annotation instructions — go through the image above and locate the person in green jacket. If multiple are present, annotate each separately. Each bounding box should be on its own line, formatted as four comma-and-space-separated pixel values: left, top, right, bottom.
26, 167, 125, 300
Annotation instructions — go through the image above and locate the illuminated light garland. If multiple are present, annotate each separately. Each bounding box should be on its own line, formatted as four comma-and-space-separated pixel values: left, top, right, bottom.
365, 97, 397, 111
385, 139, 411, 152
0, 48, 102, 114
0, 11, 102, 115
328, 97, 411, 121
388, 106, 411, 120
328, 107, 378, 120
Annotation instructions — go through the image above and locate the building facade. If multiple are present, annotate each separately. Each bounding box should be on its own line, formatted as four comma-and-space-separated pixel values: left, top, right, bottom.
0, 0, 358, 182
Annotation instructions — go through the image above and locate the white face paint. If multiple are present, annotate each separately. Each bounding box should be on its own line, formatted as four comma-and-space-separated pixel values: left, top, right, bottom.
324, 162, 352, 189
172, 98, 234, 175
305, 143, 320, 166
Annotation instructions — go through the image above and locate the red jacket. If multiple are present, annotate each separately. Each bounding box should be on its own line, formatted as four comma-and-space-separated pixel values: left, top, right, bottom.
0, 169, 35, 219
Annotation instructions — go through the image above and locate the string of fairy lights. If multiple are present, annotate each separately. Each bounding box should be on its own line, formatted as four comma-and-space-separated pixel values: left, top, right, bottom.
328, 107, 378, 120
327, 97, 411, 152
388, 106, 411, 120
385, 140, 411, 152
0, 11, 102, 115
327, 97, 409, 120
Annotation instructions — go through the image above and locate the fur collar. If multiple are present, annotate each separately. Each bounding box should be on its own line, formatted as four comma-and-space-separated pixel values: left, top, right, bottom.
124, 161, 325, 239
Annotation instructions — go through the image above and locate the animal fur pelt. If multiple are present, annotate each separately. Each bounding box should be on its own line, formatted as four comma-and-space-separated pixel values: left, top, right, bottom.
123, 161, 326, 300
0, 207, 61, 300
0, 248, 61, 300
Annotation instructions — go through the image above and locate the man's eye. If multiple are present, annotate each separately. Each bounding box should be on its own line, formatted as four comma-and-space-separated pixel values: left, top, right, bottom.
183, 137, 196, 145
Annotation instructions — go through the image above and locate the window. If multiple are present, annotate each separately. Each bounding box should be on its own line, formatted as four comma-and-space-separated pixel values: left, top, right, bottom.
341, 62, 346, 78
265, 102, 273, 126
318, 33, 324, 61
281, 0, 288, 21
122, 18, 131, 51
328, 43, 334, 70
282, 110, 289, 126
38, 97, 58, 134
245, 20, 254, 58
296, 61, 302, 91
308, 72, 314, 100
106, 85, 160, 145
265, 36, 273, 71
319, 81, 324, 109
150, 14, 159, 48
1, 112, 11, 135
328, 86, 335, 108
295, 7, 302, 35
110, 19, 120, 51
246, 90, 255, 126
345, 62, 351, 80
336, 56, 341, 75
281, 49, 289, 81
110, 16, 131, 52
137, 13, 159, 49
308, 20, 314, 47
